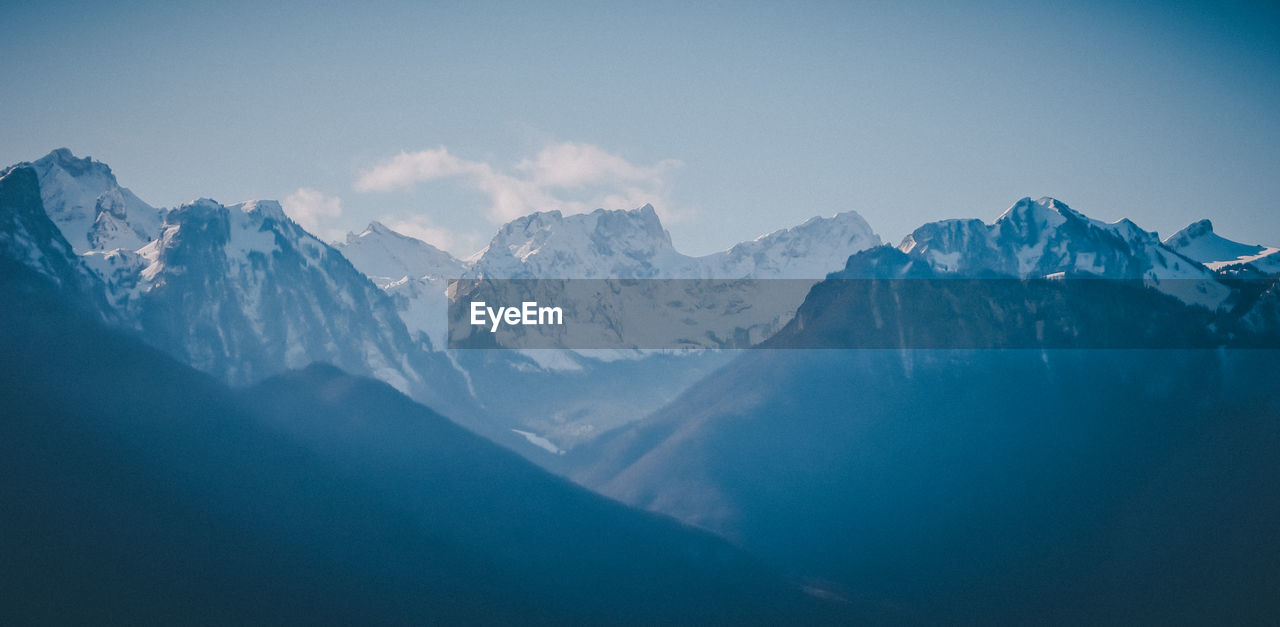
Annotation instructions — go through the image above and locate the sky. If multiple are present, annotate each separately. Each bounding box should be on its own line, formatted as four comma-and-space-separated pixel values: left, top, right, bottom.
2, 0, 1279, 257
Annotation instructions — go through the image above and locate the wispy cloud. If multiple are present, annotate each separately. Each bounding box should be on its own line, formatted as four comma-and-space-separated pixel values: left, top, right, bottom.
355, 142, 686, 224
516, 143, 681, 189
354, 148, 486, 192
282, 187, 345, 241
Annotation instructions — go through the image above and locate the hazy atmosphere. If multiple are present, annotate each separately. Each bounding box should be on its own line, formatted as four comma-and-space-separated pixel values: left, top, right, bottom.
6, 1, 1280, 623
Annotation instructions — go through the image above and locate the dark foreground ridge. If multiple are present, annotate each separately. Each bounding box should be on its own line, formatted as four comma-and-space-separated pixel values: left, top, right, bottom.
0, 260, 855, 624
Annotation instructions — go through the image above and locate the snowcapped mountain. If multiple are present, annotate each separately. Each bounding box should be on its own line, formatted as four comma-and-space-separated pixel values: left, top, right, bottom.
899, 196, 1229, 308
0, 164, 113, 316
1164, 219, 1280, 274
123, 197, 430, 393
26, 148, 163, 254
336, 203, 882, 285
335, 220, 466, 287
466, 204, 702, 279
333, 221, 468, 349
1, 149, 164, 314
0, 150, 479, 417
702, 210, 881, 278
462, 203, 881, 280
339, 203, 879, 456
337, 204, 880, 359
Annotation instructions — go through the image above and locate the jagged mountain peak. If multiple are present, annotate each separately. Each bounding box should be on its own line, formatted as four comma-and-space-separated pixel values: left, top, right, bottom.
233, 199, 288, 222
462, 203, 881, 280
1167, 219, 1216, 243
762, 209, 874, 238
468, 205, 687, 279
352, 220, 432, 243
833, 245, 936, 279
184, 197, 222, 211
0, 165, 114, 317
708, 210, 881, 279
993, 196, 1156, 243
499, 205, 669, 241
126, 194, 431, 391
996, 196, 1076, 225
24, 148, 163, 253
335, 218, 466, 286
1165, 218, 1280, 273
39, 147, 107, 176
358, 220, 396, 238
899, 196, 1227, 308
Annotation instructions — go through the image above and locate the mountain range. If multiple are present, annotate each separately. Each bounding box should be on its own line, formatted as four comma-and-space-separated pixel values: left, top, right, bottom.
0, 253, 849, 623
4, 147, 1280, 621
576, 245, 1280, 621
5, 151, 1280, 450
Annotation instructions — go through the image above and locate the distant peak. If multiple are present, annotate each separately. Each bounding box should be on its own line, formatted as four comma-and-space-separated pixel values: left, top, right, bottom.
997, 197, 1038, 218
585, 204, 658, 217
42, 147, 88, 166
35, 147, 111, 179
1163, 218, 1257, 259
186, 198, 223, 210
355, 221, 424, 243
238, 199, 287, 221
348, 220, 393, 242
524, 209, 565, 223
1184, 219, 1214, 237
594, 204, 669, 241
996, 196, 1081, 223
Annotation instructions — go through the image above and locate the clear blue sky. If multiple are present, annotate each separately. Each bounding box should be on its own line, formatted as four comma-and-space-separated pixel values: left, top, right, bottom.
3, 0, 1278, 256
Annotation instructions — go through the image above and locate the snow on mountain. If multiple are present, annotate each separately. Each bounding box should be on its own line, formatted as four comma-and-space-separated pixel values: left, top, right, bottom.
0, 165, 113, 317
378, 274, 453, 350
898, 197, 1230, 309
344, 203, 880, 455
1, 148, 482, 423
466, 204, 702, 279
122, 197, 428, 391
463, 203, 881, 280
703, 211, 882, 278
1164, 219, 1280, 274
26, 148, 163, 254
332, 221, 469, 350
335, 221, 466, 287
337, 204, 881, 354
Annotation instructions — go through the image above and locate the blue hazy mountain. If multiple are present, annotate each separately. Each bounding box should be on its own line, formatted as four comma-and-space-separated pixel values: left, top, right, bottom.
2, 150, 886, 463
7, 147, 1280, 622
338, 195, 881, 459
1, 160, 855, 621
0, 255, 858, 623
580, 247, 1280, 622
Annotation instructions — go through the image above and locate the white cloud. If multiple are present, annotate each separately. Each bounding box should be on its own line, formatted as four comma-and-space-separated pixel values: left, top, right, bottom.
516, 142, 681, 189
355, 142, 688, 224
354, 148, 486, 192
282, 188, 345, 240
